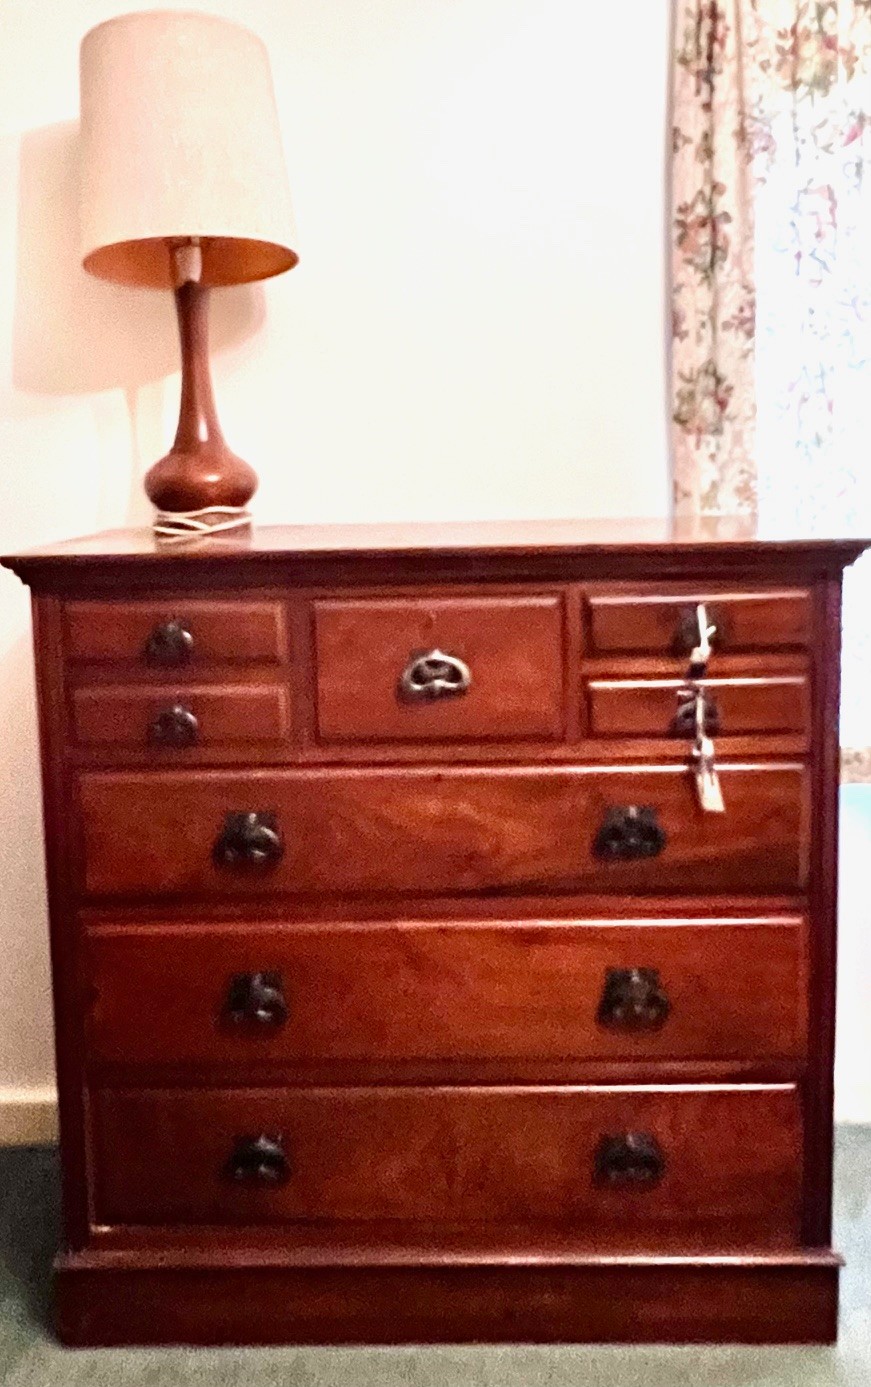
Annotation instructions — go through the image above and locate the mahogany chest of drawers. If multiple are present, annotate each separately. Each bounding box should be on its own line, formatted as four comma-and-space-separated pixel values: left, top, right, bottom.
3, 517, 866, 1347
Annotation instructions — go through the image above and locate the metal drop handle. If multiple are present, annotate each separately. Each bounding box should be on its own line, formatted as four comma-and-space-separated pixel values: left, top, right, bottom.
148, 703, 199, 748
672, 688, 720, 738
225, 972, 289, 1029
594, 1132, 665, 1187
674, 603, 719, 676
597, 968, 671, 1032
224, 1135, 290, 1186
398, 649, 472, 701
144, 619, 194, 667
594, 806, 667, 861
214, 813, 284, 869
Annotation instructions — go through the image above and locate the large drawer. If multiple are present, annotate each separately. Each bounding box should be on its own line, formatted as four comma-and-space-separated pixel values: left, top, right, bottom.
314, 595, 565, 742
92, 1083, 803, 1247
76, 764, 808, 899
85, 917, 808, 1067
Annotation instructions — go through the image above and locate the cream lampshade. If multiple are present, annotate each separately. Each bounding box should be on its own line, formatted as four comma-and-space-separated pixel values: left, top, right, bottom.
79, 10, 299, 537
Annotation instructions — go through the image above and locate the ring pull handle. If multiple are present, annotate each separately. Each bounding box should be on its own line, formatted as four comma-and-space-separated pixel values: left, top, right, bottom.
674, 603, 719, 675
148, 703, 199, 749
594, 806, 666, 861
214, 812, 284, 869
594, 1132, 665, 1188
224, 1135, 290, 1186
597, 968, 671, 1032
144, 619, 194, 667
672, 688, 720, 738
398, 649, 472, 702
225, 972, 289, 1029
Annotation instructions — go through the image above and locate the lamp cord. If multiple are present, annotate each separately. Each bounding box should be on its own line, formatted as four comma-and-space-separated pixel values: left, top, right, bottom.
152, 506, 251, 544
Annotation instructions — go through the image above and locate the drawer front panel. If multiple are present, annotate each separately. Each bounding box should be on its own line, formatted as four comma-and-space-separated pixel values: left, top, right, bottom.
85, 918, 808, 1067
92, 1084, 803, 1245
314, 596, 565, 742
64, 600, 288, 667
77, 765, 808, 899
588, 590, 811, 656
587, 677, 809, 738
72, 685, 291, 750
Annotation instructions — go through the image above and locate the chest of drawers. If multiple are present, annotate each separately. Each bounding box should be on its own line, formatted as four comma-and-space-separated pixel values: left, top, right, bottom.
3, 517, 866, 1347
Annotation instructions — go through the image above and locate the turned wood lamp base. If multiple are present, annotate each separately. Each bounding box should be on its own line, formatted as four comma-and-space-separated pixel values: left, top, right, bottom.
145, 241, 257, 541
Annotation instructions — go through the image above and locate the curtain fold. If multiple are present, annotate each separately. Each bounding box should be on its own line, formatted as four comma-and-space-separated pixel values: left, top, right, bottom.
672, 0, 761, 516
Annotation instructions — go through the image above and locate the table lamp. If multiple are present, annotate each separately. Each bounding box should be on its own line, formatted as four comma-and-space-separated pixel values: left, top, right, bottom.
78, 11, 298, 539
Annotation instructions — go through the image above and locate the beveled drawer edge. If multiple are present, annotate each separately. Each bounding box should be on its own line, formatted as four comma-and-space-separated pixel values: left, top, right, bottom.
60, 1241, 844, 1270
82, 912, 807, 937
75, 759, 809, 786
589, 588, 810, 605
587, 676, 807, 690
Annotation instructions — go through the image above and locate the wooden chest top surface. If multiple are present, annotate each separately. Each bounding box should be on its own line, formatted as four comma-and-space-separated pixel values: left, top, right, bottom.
3, 517, 868, 590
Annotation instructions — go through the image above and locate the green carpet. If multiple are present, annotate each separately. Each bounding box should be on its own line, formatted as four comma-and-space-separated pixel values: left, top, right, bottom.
1, 1130, 869, 1384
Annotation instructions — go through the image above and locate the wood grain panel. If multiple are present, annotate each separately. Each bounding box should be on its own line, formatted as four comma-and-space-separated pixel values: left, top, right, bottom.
588, 589, 810, 654
314, 596, 565, 742
72, 685, 291, 750
84, 917, 808, 1067
55, 1257, 841, 1347
587, 676, 808, 738
64, 600, 288, 666
93, 1083, 803, 1246
76, 764, 808, 900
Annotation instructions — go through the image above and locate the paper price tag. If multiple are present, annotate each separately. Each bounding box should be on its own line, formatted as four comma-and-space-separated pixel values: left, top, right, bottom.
689, 603, 717, 669
694, 733, 725, 814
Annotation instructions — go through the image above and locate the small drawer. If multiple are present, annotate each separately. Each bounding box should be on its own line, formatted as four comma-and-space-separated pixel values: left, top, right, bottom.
76, 763, 808, 900
63, 600, 288, 667
314, 595, 565, 742
92, 1083, 802, 1247
587, 589, 811, 656
587, 676, 809, 739
84, 916, 808, 1068
71, 685, 291, 751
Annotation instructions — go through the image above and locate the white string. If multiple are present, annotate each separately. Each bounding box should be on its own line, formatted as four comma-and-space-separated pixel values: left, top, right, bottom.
152, 506, 251, 544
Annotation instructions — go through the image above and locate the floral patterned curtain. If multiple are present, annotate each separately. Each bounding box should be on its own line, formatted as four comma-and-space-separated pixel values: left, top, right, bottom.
672, 0, 761, 515
671, 0, 871, 761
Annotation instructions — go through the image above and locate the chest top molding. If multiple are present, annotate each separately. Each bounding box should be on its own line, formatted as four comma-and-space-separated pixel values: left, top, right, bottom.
2, 518, 868, 592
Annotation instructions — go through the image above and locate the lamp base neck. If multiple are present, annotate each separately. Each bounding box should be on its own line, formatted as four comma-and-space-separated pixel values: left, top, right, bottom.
143, 270, 259, 521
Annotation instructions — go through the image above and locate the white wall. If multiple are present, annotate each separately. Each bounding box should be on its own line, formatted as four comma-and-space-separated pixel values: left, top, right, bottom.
0, 0, 678, 1137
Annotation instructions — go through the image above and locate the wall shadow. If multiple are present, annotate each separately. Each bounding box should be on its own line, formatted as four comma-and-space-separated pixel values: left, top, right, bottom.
12, 121, 265, 397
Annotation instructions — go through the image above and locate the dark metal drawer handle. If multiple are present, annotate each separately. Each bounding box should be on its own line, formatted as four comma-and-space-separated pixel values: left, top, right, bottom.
672, 689, 720, 738
225, 972, 288, 1029
148, 702, 199, 748
225, 1135, 290, 1186
398, 649, 472, 701
597, 968, 670, 1032
144, 619, 194, 667
214, 812, 284, 869
594, 1132, 665, 1188
594, 806, 666, 861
